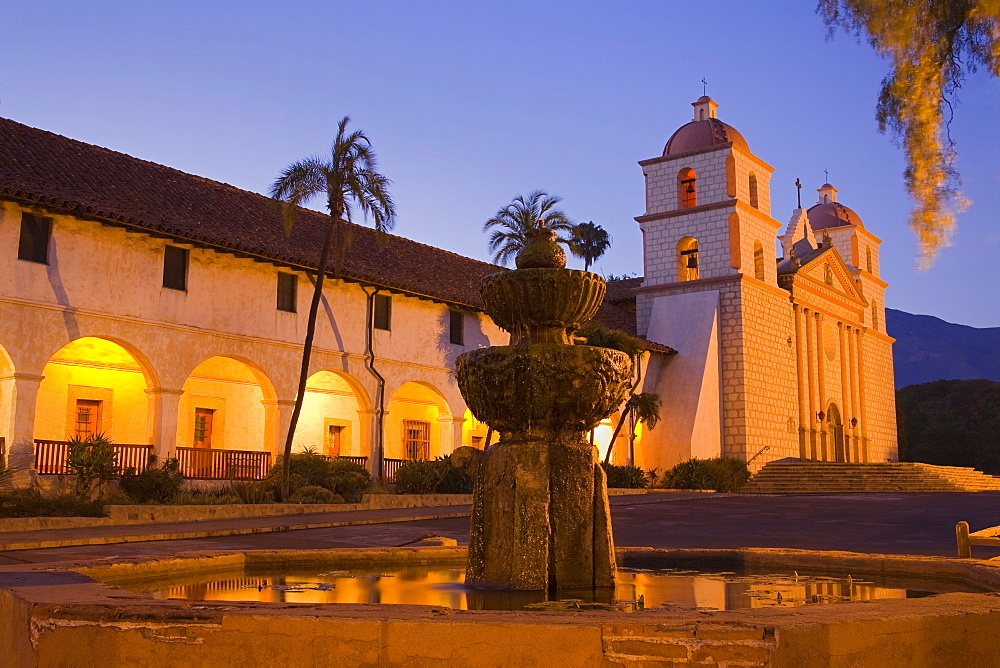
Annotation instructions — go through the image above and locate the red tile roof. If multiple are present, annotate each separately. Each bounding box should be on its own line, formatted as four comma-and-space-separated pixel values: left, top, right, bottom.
1, 117, 499, 307
1, 117, 672, 353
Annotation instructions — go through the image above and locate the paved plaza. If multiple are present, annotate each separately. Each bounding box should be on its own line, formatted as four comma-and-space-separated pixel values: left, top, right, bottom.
3, 491, 999, 565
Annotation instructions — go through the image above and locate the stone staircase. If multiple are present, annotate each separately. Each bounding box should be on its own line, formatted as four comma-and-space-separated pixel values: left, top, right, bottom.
742, 461, 1000, 493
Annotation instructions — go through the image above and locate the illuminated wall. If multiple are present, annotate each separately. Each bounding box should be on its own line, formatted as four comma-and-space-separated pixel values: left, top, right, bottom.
292, 371, 366, 456
177, 357, 267, 452
33, 337, 149, 443
384, 382, 448, 460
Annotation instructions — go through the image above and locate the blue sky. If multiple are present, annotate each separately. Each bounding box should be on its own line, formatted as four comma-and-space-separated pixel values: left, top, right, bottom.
4, 1, 999, 326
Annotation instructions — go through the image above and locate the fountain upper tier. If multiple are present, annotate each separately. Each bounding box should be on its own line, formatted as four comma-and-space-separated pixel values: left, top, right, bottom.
479, 224, 606, 346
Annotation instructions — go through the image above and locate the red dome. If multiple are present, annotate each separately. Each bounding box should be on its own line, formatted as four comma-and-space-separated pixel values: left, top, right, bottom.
807, 201, 864, 230
663, 118, 749, 156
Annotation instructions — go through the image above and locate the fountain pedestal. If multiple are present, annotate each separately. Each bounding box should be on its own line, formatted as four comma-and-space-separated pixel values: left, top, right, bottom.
455, 225, 631, 591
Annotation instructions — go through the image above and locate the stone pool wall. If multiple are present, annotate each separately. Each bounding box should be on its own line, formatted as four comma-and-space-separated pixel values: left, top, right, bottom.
3, 547, 1000, 667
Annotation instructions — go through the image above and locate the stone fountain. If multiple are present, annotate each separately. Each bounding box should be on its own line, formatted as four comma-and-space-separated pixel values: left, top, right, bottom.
452, 222, 632, 591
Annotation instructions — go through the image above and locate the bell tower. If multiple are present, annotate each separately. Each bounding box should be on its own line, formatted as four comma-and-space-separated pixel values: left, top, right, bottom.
633, 98, 797, 472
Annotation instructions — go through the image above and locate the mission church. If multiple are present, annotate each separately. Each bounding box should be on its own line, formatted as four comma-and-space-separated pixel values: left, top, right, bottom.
0, 97, 896, 483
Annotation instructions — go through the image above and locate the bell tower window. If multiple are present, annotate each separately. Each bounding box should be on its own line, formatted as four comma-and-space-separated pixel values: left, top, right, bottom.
677, 237, 700, 281
678, 168, 697, 208
749, 173, 759, 209
753, 241, 765, 281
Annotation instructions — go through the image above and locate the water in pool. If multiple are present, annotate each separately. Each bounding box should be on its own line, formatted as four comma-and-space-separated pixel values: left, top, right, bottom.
119, 565, 969, 611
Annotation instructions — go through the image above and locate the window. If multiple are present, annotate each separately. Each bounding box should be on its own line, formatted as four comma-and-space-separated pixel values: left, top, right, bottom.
163, 245, 189, 291
749, 174, 759, 209
753, 241, 765, 281
677, 237, 699, 281
403, 420, 431, 460
74, 400, 102, 439
194, 408, 215, 448
866, 247, 873, 274
678, 168, 697, 208
17, 212, 51, 264
449, 309, 464, 345
374, 294, 392, 330
277, 272, 297, 312
872, 301, 879, 331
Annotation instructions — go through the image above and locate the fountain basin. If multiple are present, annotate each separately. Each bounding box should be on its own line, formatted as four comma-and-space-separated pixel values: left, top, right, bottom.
479, 268, 606, 344
456, 344, 632, 433
3, 547, 1000, 666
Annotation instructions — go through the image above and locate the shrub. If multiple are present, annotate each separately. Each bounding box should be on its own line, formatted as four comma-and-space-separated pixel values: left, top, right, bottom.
601, 463, 649, 489
170, 488, 241, 505
660, 457, 750, 493
264, 452, 371, 502
226, 481, 274, 504
120, 457, 184, 503
0, 488, 106, 518
66, 432, 119, 499
394, 456, 472, 494
289, 485, 343, 504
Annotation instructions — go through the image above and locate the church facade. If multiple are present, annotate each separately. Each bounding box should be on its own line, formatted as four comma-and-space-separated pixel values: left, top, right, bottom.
0, 98, 896, 482
629, 97, 897, 472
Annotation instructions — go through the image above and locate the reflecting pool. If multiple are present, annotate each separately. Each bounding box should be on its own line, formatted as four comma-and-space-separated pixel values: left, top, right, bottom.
117, 566, 979, 612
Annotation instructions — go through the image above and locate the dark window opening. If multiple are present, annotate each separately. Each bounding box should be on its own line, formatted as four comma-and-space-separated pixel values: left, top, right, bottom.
749, 174, 759, 209
277, 272, 297, 312
449, 309, 464, 345
163, 245, 189, 291
17, 213, 51, 264
374, 294, 392, 330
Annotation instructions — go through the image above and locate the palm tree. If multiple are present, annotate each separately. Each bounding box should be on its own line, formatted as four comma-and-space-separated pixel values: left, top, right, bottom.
483, 190, 574, 265
604, 392, 661, 465
569, 222, 612, 272
270, 116, 395, 500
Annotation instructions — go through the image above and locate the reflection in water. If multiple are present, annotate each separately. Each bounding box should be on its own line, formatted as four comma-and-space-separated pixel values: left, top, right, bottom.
120, 566, 963, 612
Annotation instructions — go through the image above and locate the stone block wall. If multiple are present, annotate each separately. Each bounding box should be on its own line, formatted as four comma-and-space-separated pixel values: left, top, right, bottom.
862, 333, 898, 462
735, 279, 799, 467
642, 148, 730, 215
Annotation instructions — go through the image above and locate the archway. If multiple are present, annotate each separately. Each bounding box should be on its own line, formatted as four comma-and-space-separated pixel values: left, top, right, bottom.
677, 236, 700, 282
34, 337, 154, 444
293, 370, 370, 458
178, 356, 274, 452
385, 381, 452, 461
0, 343, 15, 465
828, 402, 845, 462
461, 408, 490, 449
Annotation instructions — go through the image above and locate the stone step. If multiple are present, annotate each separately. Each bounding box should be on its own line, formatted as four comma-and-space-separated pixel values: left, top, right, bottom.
743, 461, 1000, 493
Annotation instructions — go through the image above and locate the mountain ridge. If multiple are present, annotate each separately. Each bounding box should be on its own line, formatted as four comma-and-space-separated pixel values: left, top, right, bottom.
886, 308, 1000, 388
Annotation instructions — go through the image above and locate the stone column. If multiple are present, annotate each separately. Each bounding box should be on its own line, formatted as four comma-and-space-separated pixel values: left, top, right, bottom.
856, 329, 870, 461
846, 326, 861, 462
357, 408, 383, 480
837, 322, 849, 462
793, 304, 808, 460
437, 415, 466, 455
262, 399, 297, 459
803, 309, 817, 459
814, 312, 827, 461
0, 373, 44, 482
145, 388, 184, 460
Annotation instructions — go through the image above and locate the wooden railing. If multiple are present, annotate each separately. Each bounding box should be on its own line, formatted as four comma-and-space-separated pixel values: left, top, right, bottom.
33, 440, 153, 475
175, 447, 271, 480
382, 458, 406, 483
335, 455, 368, 468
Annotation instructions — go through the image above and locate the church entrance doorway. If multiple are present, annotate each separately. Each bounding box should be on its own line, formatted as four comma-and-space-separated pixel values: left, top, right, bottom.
828, 403, 846, 462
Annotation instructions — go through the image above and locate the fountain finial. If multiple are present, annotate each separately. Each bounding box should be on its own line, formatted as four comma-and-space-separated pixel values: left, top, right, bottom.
515, 218, 567, 269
